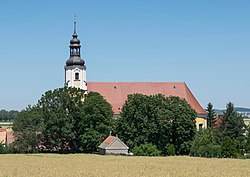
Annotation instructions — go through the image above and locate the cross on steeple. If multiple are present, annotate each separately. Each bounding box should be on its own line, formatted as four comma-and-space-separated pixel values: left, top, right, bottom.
74, 15, 77, 35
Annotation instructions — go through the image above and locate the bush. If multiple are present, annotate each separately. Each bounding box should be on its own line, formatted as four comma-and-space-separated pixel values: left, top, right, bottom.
0, 143, 13, 154
190, 129, 222, 157
206, 144, 221, 157
221, 136, 237, 158
166, 144, 175, 156
190, 144, 221, 157
133, 144, 161, 156
0, 143, 6, 154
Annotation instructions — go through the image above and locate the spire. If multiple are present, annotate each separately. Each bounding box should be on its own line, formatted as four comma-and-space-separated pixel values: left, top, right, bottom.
73, 15, 77, 36
65, 16, 85, 67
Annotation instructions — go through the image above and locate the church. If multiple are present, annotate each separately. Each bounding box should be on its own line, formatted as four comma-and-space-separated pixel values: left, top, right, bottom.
64, 19, 207, 129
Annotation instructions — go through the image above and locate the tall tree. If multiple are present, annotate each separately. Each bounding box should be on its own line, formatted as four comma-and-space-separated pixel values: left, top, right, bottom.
168, 96, 197, 155
39, 87, 85, 153
117, 94, 196, 155
12, 106, 44, 153
220, 102, 245, 141
117, 94, 171, 154
78, 92, 114, 153
206, 102, 216, 129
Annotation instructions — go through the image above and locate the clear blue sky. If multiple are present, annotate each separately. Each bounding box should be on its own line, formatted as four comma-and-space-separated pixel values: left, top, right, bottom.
0, 0, 249, 110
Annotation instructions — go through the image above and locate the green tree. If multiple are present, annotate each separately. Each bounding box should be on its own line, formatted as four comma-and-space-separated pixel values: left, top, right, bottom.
117, 94, 171, 154
190, 128, 221, 157
220, 102, 245, 141
0, 109, 19, 121
117, 94, 196, 155
12, 106, 44, 153
221, 136, 237, 158
8, 110, 19, 121
167, 96, 196, 155
206, 102, 216, 129
39, 87, 85, 153
78, 92, 114, 153
0, 109, 8, 121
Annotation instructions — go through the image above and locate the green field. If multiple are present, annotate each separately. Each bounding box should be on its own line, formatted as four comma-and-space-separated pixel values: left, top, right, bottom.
0, 154, 249, 177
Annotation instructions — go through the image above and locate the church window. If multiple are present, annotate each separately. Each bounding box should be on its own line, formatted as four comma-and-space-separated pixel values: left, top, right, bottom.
75, 72, 79, 80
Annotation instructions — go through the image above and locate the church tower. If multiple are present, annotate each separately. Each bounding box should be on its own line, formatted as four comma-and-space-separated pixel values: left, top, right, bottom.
64, 17, 87, 91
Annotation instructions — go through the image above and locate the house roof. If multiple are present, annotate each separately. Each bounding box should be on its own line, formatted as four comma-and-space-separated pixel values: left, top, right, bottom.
88, 82, 206, 115
0, 128, 7, 144
0, 129, 15, 145
98, 136, 129, 150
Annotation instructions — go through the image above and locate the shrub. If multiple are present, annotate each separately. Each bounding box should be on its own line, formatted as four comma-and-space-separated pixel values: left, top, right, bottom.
221, 136, 237, 158
133, 143, 161, 156
0, 143, 13, 154
0, 143, 5, 154
204, 144, 221, 157
190, 129, 222, 157
166, 144, 175, 156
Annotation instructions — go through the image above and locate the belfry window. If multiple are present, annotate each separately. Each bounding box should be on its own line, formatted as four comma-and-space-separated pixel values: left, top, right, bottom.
75, 72, 79, 80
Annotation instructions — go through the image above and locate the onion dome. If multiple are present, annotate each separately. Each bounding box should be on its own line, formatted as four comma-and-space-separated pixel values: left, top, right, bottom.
66, 16, 85, 67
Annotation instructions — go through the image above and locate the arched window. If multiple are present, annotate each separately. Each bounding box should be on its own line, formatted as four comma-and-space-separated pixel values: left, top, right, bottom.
75, 72, 79, 80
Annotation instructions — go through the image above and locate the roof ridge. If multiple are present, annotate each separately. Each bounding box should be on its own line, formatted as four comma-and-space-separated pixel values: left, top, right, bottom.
88, 81, 186, 83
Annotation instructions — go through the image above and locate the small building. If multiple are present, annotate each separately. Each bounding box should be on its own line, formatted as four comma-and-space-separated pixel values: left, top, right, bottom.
0, 128, 15, 145
98, 135, 129, 155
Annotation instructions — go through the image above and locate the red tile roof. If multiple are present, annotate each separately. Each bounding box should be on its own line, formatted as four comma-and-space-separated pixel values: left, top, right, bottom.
98, 135, 129, 150
0, 128, 7, 144
98, 136, 116, 149
88, 82, 206, 115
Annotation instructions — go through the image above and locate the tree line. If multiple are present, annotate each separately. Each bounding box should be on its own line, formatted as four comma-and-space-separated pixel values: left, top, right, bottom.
0, 109, 19, 121
1, 87, 249, 158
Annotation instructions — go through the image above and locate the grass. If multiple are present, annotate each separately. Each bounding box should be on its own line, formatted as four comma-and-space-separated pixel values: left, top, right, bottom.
0, 154, 249, 177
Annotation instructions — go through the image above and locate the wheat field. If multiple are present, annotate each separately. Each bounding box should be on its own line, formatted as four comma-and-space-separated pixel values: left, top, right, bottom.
0, 154, 249, 177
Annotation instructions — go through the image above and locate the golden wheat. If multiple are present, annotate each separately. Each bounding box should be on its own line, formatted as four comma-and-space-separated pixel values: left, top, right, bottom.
0, 154, 249, 177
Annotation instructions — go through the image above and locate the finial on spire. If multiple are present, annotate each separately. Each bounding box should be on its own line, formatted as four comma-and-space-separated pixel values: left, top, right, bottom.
74, 15, 77, 35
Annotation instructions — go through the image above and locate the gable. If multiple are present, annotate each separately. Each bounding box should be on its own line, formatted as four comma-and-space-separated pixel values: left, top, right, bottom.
99, 136, 129, 150
106, 138, 129, 150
